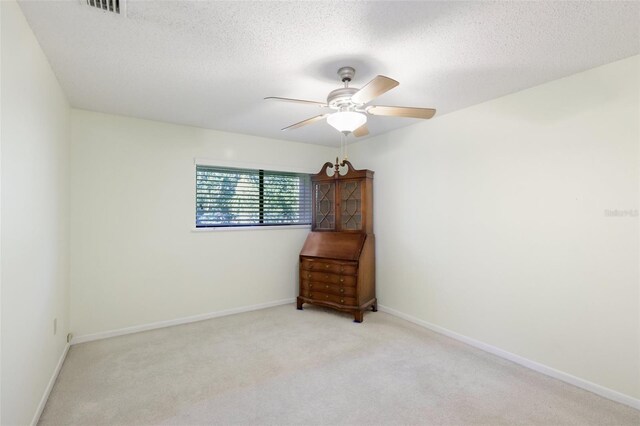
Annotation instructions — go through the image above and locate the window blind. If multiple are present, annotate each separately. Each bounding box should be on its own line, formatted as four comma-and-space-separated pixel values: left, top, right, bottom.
196, 165, 312, 228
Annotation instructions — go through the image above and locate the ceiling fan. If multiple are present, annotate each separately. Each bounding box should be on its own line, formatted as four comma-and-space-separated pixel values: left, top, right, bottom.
265, 66, 436, 137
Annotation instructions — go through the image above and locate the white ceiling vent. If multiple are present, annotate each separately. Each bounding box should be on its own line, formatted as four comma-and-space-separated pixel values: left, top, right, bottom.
85, 0, 126, 16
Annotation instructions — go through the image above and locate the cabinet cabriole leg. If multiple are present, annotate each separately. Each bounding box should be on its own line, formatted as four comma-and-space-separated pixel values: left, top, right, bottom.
353, 310, 364, 323
296, 298, 304, 310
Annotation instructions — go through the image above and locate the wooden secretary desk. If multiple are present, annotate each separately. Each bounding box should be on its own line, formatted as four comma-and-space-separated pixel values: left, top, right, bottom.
297, 160, 376, 322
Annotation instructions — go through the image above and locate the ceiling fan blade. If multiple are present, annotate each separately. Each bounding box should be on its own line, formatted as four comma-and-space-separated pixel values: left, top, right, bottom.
281, 114, 328, 131
350, 75, 399, 105
265, 97, 327, 107
353, 124, 369, 137
366, 105, 436, 119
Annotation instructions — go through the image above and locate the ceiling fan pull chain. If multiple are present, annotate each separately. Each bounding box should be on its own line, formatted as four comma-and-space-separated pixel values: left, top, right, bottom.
345, 135, 349, 161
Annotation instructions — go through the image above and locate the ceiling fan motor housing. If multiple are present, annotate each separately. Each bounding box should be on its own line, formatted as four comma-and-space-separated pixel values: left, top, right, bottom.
327, 87, 360, 109
327, 66, 362, 109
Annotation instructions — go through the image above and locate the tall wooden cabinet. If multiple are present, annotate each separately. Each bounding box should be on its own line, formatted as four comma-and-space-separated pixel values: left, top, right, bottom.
297, 160, 376, 322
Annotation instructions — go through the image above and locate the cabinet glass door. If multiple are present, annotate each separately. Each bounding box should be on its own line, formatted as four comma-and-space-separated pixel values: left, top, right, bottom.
340, 180, 362, 230
314, 182, 335, 230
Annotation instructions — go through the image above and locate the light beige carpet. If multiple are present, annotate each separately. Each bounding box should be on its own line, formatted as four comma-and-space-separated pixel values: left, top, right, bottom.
39, 304, 639, 425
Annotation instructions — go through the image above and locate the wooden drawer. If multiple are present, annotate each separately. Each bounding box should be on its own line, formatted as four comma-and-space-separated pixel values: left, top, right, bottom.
301, 281, 356, 297
302, 290, 357, 306
300, 258, 357, 275
301, 271, 356, 286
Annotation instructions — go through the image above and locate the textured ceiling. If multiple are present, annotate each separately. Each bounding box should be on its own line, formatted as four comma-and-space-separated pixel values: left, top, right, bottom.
18, 1, 640, 146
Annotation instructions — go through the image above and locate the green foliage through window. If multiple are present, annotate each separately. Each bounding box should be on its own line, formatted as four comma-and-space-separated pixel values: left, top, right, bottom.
196, 165, 312, 227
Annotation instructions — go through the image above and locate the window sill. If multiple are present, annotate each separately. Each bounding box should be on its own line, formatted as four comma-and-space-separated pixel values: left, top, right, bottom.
191, 224, 311, 232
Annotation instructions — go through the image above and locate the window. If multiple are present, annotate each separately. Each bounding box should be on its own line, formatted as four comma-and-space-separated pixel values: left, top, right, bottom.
196, 165, 312, 228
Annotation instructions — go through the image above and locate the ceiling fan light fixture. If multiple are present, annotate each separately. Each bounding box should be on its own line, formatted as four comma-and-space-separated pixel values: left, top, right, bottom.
326, 111, 367, 133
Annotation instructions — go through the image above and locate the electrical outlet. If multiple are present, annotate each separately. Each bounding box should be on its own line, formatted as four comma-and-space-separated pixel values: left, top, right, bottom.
53, 318, 57, 335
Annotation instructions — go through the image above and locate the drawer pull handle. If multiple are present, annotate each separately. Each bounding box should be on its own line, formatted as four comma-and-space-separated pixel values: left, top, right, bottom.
309, 284, 313, 288
340, 299, 344, 303
340, 278, 344, 283
324, 275, 329, 279
325, 285, 329, 288
340, 288, 344, 293
340, 267, 344, 272
309, 293, 313, 297
325, 295, 329, 299
325, 264, 330, 269
307, 274, 311, 278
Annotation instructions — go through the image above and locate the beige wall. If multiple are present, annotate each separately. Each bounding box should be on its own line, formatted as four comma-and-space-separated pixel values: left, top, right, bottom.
349, 55, 640, 399
69, 109, 335, 337
1, 2, 71, 424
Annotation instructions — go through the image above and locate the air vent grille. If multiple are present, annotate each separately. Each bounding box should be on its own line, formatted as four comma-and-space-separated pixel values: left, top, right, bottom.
86, 0, 120, 14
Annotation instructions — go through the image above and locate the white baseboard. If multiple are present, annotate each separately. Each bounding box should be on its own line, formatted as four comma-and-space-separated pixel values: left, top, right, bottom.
71, 298, 296, 345
378, 304, 640, 411
31, 343, 70, 426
